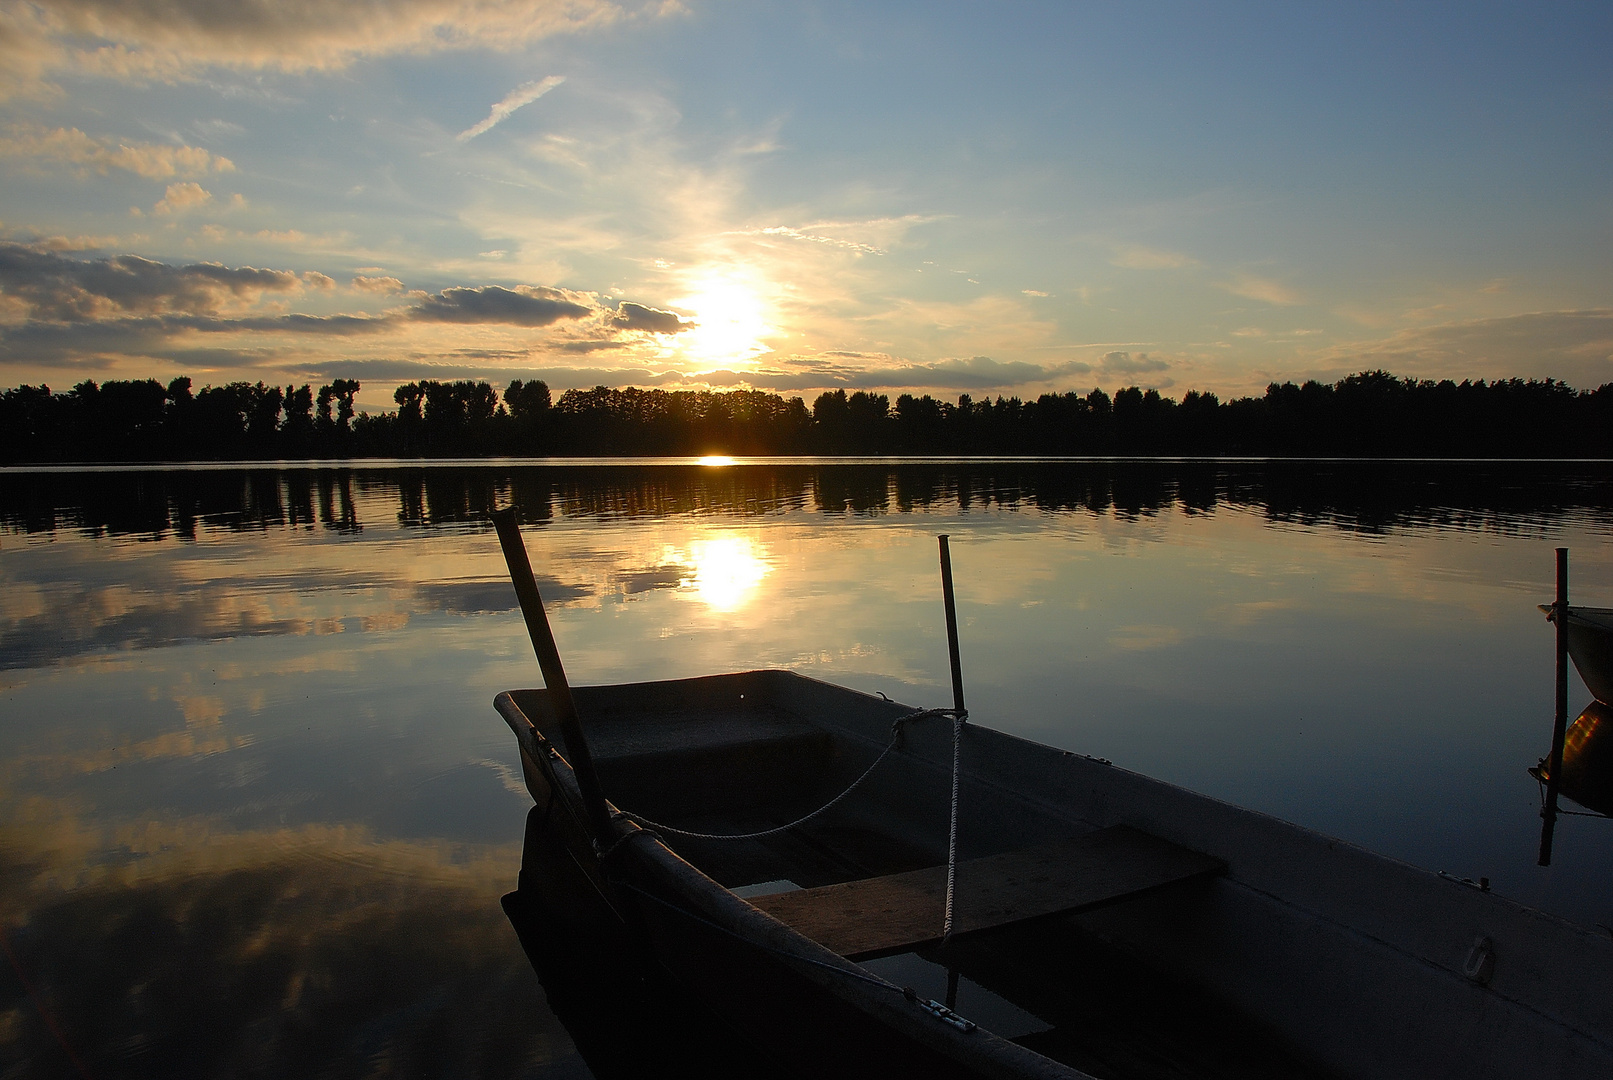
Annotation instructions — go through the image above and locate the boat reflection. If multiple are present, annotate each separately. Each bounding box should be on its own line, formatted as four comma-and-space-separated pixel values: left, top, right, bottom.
1531, 699, 1613, 818
501, 805, 785, 1080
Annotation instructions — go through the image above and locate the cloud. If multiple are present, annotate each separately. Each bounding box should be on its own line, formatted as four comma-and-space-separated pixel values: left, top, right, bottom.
559, 339, 630, 353
0, 1, 660, 100
457, 75, 565, 141
728, 354, 1098, 393
1222, 273, 1302, 306
10, 232, 122, 253
0, 123, 235, 177
0, 243, 718, 375
1098, 350, 1169, 375
611, 300, 690, 334
753, 226, 883, 255
0, 312, 393, 364
152, 180, 212, 215
251, 228, 309, 244
1315, 309, 1613, 388
408, 285, 594, 326
188, 118, 245, 140
858, 355, 1067, 389
0, 241, 302, 320
310, 359, 682, 387
1111, 246, 1197, 270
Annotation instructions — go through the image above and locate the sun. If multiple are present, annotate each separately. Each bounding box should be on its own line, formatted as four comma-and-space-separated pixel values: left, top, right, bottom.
668, 271, 774, 367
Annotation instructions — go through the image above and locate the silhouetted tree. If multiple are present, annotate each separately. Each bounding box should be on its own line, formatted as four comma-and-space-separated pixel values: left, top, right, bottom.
282, 385, 315, 450
6, 369, 1613, 462
505, 379, 551, 420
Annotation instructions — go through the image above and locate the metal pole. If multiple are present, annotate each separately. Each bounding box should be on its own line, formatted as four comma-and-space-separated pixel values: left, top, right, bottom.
1539, 547, 1569, 867
491, 506, 615, 847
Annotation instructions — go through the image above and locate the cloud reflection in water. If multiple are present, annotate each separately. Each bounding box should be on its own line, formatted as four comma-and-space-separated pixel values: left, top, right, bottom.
0, 813, 564, 1078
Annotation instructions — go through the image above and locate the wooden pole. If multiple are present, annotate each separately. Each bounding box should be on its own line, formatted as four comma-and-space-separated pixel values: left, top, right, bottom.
938, 535, 967, 718
491, 506, 615, 847
1539, 546, 1569, 867
938, 535, 967, 947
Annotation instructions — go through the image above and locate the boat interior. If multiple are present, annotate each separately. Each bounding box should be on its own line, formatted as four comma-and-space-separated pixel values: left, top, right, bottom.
504, 671, 1337, 1080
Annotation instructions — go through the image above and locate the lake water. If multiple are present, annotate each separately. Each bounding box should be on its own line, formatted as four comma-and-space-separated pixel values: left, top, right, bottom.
2, 459, 1611, 1078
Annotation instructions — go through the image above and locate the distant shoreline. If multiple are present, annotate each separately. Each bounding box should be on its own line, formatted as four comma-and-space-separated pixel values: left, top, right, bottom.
5, 454, 1613, 474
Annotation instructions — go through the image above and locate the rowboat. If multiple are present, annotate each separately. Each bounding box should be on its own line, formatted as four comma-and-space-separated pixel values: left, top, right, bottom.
490, 512, 1613, 1079
1542, 603, 1613, 704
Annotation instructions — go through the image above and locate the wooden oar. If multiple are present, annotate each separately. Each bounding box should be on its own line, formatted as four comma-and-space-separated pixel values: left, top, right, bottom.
491, 506, 615, 847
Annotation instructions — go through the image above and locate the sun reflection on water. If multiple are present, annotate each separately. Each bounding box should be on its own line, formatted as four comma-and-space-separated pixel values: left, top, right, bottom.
683, 535, 769, 611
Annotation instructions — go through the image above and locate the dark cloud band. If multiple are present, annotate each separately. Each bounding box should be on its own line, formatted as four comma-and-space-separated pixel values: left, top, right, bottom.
0, 241, 301, 321
408, 285, 593, 327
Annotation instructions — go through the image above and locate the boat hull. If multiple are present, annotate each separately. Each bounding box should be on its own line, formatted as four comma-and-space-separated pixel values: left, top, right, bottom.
1565, 606, 1613, 704
496, 670, 1613, 1080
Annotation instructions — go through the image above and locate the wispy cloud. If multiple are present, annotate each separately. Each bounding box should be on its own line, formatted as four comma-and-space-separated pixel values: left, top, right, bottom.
1111, 246, 1197, 270
752, 226, 883, 255
1222, 273, 1302, 306
726, 354, 1100, 393
457, 76, 565, 142
1312, 309, 1613, 388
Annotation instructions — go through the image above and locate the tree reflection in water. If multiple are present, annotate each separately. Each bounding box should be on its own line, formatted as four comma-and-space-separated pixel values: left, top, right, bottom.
7, 459, 1613, 540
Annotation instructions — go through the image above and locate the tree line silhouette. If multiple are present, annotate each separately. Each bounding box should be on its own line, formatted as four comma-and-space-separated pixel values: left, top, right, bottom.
4, 370, 1612, 462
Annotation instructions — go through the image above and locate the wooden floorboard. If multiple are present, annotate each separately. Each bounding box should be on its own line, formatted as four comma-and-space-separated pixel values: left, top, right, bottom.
749, 825, 1223, 959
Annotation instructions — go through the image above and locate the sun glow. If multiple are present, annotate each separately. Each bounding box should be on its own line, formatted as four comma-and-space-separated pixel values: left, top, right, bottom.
669, 272, 774, 367
683, 536, 769, 612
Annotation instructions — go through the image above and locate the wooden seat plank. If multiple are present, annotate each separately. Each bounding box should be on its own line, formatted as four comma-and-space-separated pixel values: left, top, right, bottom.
749, 825, 1223, 959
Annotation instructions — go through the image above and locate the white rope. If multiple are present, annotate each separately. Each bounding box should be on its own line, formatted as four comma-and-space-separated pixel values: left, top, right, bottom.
618, 707, 960, 843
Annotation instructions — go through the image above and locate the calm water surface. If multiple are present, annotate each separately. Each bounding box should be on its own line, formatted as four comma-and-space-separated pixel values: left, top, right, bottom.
2, 460, 1611, 1077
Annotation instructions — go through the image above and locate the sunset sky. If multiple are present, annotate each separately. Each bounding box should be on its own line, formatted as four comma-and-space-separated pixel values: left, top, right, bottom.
1, 1, 1609, 412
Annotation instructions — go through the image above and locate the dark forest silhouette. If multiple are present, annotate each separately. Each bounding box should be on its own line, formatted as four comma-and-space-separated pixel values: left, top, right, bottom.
4, 370, 1612, 462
